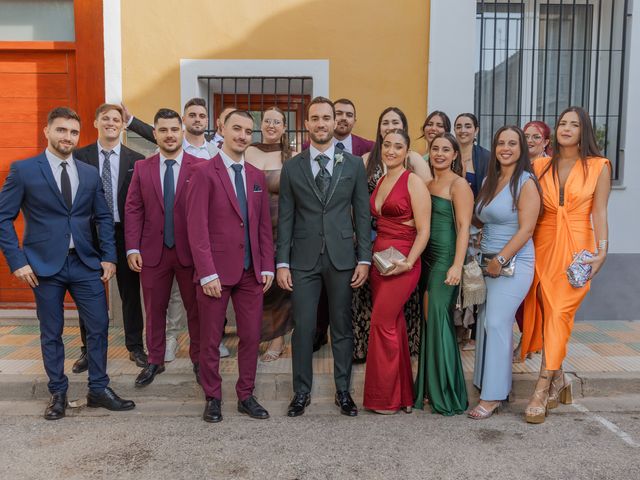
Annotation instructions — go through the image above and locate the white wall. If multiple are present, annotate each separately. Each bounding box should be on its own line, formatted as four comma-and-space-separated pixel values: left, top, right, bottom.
427, 0, 476, 119
607, 0, 640, 254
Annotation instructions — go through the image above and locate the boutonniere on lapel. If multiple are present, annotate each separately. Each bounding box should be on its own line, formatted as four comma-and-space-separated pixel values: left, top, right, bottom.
253, 184, 262, 193
334, 153, 344, 165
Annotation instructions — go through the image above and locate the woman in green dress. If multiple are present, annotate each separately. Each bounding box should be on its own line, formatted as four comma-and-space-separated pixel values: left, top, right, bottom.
414, 133, 474, 415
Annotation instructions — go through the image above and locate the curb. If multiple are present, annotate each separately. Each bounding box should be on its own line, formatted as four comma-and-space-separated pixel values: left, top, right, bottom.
1, 371, 638, 403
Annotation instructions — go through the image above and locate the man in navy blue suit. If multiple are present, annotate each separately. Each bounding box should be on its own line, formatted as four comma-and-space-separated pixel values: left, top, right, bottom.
0, 107, 135, 420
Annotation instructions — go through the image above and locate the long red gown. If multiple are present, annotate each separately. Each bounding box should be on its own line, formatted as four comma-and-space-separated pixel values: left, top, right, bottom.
364, 170, 420, 411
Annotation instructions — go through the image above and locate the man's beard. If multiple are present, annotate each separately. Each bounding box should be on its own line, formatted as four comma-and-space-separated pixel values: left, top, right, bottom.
186, 125, 206, 136
52, 141, 75, 157
308, 129, 333, 145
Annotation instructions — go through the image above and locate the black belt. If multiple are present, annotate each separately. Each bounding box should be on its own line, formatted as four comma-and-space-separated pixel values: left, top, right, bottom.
68, 248, 77, 256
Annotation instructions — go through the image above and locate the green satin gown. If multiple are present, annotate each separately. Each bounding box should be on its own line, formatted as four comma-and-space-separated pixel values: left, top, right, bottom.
414, 195, 468, 415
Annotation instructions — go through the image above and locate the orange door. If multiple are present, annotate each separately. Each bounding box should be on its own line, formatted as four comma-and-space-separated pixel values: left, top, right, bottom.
0, 49, 77, 307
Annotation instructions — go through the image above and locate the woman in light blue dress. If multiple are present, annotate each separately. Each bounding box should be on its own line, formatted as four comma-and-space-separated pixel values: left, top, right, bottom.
468, 126, 542, 419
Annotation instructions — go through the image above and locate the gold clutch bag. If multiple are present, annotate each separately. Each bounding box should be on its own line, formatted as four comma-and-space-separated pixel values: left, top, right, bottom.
373, 246, 407, 274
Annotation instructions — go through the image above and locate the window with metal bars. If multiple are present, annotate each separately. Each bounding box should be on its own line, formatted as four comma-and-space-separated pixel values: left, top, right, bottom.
475, 0, 629, 181
201, 76, 313, 151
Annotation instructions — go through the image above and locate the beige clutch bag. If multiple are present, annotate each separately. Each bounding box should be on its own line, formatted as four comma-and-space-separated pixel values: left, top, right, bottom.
373, 246, 407, 274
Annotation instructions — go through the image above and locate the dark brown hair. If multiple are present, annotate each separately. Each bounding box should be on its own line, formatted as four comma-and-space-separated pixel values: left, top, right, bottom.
95, 103, 123, 120
420, 110, 451, 139
428, 132, 463, 177
539, 106, 601, 181
48, 107, 80, 125
367, 107, 409, 179
153, 108, 181, 125
224, 109, 254, 124
333, 98, 356, 117
305, 96, 335, 120
263, 106, 291, 163
183, 97, 207, 113
476, 126, 542, 214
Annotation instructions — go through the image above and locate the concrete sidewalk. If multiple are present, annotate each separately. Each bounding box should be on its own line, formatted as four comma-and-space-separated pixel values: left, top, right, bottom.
1, 320, 639, 402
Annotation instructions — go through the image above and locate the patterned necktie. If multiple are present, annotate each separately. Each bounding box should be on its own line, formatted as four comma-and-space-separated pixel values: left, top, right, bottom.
335, 141, 346, 151
60, 161, 72, 209
231, 163, 252, 269
163, 159, 176, 248
101, 150, 115, 218
315, 154, 331, 201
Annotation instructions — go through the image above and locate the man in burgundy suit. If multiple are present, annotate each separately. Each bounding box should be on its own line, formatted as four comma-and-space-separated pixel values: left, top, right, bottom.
124, 108, 203, 387
186, 110, 274, 423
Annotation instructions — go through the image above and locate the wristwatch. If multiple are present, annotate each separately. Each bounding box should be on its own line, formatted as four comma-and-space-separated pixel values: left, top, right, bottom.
496, 255, 507, 266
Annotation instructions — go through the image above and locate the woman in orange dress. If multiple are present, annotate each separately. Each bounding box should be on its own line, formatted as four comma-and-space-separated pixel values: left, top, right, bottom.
521, 106, 611, 424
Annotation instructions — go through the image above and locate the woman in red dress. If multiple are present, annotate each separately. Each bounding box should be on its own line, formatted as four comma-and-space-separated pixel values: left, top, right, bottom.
363, 129, 431, 414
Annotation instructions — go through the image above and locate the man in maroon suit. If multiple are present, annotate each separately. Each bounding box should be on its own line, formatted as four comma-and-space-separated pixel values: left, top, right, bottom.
124, 108, 203, 387
186, 110, 274, 423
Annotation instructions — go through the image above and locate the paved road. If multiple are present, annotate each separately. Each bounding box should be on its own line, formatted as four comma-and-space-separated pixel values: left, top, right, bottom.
1, 396, 639, 480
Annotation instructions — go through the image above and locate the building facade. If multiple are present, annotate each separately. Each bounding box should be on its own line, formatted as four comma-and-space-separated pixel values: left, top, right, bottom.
0, 0, 638, 320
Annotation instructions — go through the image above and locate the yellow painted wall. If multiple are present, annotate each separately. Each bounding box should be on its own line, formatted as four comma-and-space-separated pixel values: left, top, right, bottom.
121, 0, 429, 143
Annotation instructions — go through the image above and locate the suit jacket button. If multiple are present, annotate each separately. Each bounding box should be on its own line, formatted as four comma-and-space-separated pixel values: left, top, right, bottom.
240, 222, 244, 227
239, 244, 243, 248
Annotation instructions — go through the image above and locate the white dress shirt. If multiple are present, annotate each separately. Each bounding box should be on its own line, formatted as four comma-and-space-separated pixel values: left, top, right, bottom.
183, 137, 219, 160
46, 149, 78, 248
277, 144, 370, 268
333, 134, 352, 154
97, 141, 121, 222
212, 132, 224, 147
200, 151, 273, 285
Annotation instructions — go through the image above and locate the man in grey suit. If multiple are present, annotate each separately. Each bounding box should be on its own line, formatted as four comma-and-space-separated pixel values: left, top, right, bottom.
276, 97, 371, 417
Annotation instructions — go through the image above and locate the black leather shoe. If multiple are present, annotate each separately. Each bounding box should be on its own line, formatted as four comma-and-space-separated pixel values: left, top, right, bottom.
238, 396, 269, 419
203, 398, 222, 423
335, 391, 358, 417
193, 363, 201, 385
44, 392, 67, 420
87, 386, 136, 411
135, 363, 165, 387
287, 392, 311, 417
312, 332, 328, 352
129, 349, 148, 368
72, 351, 88, 374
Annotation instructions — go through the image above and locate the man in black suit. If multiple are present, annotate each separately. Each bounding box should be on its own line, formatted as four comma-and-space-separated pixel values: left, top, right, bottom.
72, 103, 147, 372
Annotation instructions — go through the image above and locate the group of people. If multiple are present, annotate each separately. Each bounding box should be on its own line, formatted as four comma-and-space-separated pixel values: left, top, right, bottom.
0, 94, 610, 425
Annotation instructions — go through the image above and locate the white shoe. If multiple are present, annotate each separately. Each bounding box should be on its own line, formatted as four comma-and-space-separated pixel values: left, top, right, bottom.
165, 336, 178, 362
219, 342, 230, 358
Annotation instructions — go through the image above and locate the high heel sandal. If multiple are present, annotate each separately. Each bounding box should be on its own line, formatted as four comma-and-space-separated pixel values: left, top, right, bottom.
548, 371, 573, 409
467, 401, 502, 420
524, 373, 551, 424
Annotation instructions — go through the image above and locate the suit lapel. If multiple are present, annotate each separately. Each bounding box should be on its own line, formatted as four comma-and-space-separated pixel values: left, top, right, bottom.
117, 146, 130, 194
299, 150, 323, 204
325, 153, 344, 206
214, 156, 243, 219
73, 162, 89, 211
149, 155, 164, 209
37, 153, 68, 210
174, 153, 190, 204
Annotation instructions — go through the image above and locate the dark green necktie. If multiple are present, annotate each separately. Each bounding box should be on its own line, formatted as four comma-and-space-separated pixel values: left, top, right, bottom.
315, 154, 331, 201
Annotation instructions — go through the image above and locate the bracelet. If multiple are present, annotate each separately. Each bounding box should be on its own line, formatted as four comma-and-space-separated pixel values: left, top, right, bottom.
597, 240, 608, 252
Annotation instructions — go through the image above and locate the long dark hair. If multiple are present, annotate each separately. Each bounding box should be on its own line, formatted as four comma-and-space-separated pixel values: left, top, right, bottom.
367, 107, 409, 179
420, 110, 451, 139
540, 106, 601, 180
476, 126, 542, 214
263, 106, 291, 163
428, 132, 463, 177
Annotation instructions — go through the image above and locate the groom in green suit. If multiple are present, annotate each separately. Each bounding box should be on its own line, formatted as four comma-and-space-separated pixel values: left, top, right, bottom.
276, 97, 371, 417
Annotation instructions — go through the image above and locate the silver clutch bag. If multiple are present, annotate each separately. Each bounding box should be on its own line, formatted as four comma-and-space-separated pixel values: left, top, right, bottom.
373, 246, 407, 274
567, 249, 593, 288
479, 253, 516, 277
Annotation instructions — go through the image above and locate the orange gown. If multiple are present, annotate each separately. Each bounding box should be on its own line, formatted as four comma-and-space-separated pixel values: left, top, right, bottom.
521, 156, 610, 369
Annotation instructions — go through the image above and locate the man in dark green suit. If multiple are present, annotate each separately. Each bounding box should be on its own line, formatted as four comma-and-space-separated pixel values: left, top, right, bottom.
276, 97, 371, 417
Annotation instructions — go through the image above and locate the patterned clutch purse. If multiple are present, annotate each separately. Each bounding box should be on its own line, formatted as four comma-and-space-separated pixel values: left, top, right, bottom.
567, 249, 593, 288
373, 246, 407, 274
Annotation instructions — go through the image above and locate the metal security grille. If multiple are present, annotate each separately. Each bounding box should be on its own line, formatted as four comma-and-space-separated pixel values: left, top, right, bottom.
475, 0, 629, 180
201, 76, 313, 150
